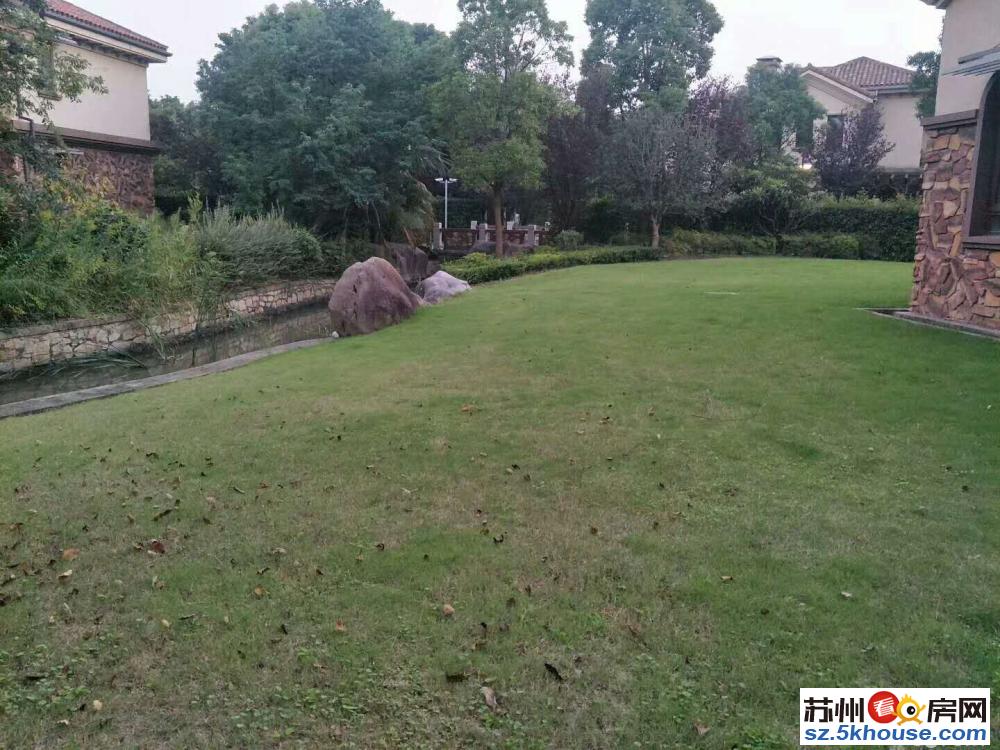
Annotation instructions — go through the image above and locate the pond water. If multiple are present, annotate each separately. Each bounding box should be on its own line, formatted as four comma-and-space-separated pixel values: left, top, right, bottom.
0, 303, 334, 407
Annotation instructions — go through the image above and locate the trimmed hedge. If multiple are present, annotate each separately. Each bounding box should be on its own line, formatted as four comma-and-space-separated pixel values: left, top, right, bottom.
667, 230, 869, 261
442, 246, 661, 284
779, 233, 861, 259
668, 230, 777, 256
796, 197, 918, 262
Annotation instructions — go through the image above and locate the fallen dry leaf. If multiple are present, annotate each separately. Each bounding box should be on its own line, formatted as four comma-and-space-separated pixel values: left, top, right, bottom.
253, 586, 267, 599
91, 700, 103, 712
148, 540, 167, 555
160, 619, 171, 629
694, 722, 710, 737
481, 686, 499, 712
61, 548, 80, 562
720, 576, 734, 583
840, 591, 854, 600
58, 570, 73, 582
442, 603, 456, 618
334, 620, 347, 633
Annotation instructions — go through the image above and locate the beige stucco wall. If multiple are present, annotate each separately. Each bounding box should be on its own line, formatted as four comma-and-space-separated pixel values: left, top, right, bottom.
804, 76, 922, 170
875, 93, 923, 169
43, 43, 152, 141
936, 0, 1000, 114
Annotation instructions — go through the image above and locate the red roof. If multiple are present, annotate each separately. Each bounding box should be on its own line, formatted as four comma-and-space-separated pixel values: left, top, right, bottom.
45, 0, 169, 56
814, 57, 915, 93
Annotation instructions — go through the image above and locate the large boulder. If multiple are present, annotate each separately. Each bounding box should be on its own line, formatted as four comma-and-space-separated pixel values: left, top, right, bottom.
418, 271, 472, 305
328, 257, 424, 336
380, 242, 429, 287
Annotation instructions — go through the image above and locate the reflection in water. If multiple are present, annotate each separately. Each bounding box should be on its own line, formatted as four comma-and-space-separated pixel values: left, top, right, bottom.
0, 304, 333, 406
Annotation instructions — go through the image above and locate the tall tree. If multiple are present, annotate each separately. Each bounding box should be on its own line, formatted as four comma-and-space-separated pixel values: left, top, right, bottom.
811, 105, 894, 197
582, 0, 723, 113
744, 62, 824, 157
434, 0, 572, 255
908, 50, 940, 119
606, 107, 722, 247
197, 0, 453, 236
0, 0, 103, 172
149, 96, 223, 215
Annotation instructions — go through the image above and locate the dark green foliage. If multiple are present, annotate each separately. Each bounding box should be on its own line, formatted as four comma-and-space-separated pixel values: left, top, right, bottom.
908, 50, 940, 119
443, 246, 660, 284
796, 197, 919, 262
582, 0, 723, 112
745, 62, 824, 155
667, 229, 777, 256
553, 230, 584, 250
723, 158, 816, 237
777, 233, 861, 259
667, 230, 897, 262
149, 96, 222, 216
196, 0, 452, 237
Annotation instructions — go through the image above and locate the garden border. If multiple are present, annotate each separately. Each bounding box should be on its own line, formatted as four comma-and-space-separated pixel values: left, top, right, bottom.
0, 337, 332, 420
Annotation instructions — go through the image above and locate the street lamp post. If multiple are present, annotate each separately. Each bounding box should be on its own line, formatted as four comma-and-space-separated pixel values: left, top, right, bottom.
435, 177, 458, 228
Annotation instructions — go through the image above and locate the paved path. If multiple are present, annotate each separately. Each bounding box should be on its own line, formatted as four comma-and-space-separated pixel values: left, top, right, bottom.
0, 338, 331, 420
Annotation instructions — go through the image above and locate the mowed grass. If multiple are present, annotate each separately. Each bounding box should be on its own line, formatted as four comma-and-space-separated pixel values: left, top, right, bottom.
1, 258, 998, 749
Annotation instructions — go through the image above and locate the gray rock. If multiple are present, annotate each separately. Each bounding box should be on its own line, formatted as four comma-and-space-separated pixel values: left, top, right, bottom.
380, 242, 430, 286
418, 271, 472, 305
328, 257, 424, 336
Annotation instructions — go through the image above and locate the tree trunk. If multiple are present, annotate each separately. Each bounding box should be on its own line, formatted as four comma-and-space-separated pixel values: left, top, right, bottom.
493, 189, 505, 258
650, 216, 660, 249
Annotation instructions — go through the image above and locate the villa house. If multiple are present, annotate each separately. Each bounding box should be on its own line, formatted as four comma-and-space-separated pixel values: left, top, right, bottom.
911, 0, 1000, 330
801, 57, 925, 177
5, 1, 170, 212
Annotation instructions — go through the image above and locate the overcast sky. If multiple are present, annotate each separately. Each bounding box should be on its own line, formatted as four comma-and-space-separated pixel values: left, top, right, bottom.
77, 0, 945, 102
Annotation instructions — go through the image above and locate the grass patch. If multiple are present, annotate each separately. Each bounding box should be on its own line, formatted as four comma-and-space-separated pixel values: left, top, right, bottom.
1, 258, 998, 747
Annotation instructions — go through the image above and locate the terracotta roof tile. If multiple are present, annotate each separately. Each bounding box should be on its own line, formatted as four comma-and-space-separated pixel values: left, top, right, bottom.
45, 0, 168, 56
815, 57, 915, 93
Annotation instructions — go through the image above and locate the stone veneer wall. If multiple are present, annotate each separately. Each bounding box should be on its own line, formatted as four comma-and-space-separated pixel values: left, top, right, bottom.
0, 279, 337, 375
910, 117, 1000, 329
65, 147, 156, 214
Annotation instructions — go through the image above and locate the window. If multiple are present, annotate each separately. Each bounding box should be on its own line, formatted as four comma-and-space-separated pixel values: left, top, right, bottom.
970, 73, 1000, 237
38, 43, 59, 100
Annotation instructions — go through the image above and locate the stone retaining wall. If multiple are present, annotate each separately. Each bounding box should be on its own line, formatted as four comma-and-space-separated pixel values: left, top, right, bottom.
910, 116, 1000, 329
0, 279, 336, 375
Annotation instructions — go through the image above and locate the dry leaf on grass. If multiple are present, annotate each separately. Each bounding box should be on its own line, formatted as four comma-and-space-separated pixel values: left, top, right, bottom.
481, 686, 499, 712
58, 570, 73, 582
61, 548, 80, 561
442, 604, 456, 618
694, 722, 710, 737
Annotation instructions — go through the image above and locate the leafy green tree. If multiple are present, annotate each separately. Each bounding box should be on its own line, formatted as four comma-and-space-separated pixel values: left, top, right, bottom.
727, 157, 816, 238
196, 0, 453, 237
582, 0, 723, 113
908, 50, 940, 119
0, 0, 103, 172
433, 0, 571, 255
606, 107, 723, 247
745, 62, 824, 157
149, 96, 222, 215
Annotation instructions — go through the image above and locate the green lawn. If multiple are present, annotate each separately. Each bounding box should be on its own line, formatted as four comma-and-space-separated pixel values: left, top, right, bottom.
1, 258, 998, 748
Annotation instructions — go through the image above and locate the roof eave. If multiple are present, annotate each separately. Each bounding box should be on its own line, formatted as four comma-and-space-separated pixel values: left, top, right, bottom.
45, 8, 170, 59
921, 0, 951, 8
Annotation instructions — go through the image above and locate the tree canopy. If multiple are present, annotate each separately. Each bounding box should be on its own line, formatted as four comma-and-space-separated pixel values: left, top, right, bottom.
582, 0, 723, 112
744, 62, 824, 157
196, 0, 452, 236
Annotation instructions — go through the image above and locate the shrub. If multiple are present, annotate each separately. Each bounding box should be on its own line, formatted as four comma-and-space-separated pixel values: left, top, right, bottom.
553, 230, 583, 250
778, 233, 861, 259
796, 196, 918, 262
443, 246, 661, 285
197, 207, 323, 284
668, 230, 777, 256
